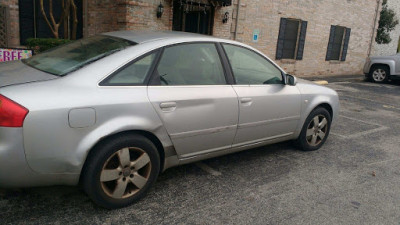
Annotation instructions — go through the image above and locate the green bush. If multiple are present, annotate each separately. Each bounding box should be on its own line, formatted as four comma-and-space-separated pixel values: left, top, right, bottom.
26, 38, 72, 54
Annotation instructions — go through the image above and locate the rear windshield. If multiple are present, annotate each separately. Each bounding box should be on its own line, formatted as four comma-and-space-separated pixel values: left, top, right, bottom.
22, 35, 135, 76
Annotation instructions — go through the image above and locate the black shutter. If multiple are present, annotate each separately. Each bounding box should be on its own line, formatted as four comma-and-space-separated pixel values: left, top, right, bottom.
276, 18, 287, 60
296, 21, 308, 60
326, 25, 336, 61
341, 28, 351, 61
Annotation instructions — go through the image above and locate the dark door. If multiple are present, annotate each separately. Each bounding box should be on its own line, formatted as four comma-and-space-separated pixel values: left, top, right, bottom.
173, 1, 214, 35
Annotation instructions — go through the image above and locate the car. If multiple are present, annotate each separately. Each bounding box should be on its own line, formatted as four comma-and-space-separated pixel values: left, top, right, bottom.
0, 31, 339, 209
363, 54, 400, 83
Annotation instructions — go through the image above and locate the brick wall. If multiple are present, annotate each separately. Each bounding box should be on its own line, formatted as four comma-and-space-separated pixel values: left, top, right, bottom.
86, 0, 172, 36
2, 0, 19, 47
86, 0, 127, 36
2, 0, 380, 77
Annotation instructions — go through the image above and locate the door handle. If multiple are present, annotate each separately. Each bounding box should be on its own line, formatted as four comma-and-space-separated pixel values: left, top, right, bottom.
240, 98, 252, 104
160, 102, 177, 111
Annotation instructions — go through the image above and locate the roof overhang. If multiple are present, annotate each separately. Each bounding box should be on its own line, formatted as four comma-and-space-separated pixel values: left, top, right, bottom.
210, 0, 232, 6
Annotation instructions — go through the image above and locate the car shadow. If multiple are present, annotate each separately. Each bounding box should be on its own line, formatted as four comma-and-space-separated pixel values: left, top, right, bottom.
0, 141, 299, 218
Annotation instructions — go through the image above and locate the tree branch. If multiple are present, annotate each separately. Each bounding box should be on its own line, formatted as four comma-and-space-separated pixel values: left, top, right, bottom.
71, 0, 78, 40
40, 0, 57, 37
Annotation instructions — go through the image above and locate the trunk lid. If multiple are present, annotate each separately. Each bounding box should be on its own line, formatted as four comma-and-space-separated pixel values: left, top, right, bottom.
0, 60, 57, 88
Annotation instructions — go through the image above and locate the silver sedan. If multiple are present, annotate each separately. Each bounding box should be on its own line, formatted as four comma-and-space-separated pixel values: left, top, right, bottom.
0, 31, 339, 209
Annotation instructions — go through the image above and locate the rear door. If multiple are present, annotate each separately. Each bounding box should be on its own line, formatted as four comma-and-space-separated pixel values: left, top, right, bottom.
147, 43, 239, 158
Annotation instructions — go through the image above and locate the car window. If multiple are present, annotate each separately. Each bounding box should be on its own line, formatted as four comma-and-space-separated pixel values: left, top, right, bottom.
23, 35, 135, 76
105, 52, 157, 85
223, 44, 283, 85
156, 43, 226, 85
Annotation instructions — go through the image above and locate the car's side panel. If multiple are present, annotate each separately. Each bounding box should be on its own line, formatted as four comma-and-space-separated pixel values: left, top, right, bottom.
369, 59, 396, 75
293, 81, 339, 138
1, 76, 173, 174
394, 56, 400, 75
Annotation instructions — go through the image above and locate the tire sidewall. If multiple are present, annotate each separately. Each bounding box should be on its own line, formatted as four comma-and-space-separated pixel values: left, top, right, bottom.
370, 66, 389, 83
82, 134, 160, 209
298, 107, 332, 151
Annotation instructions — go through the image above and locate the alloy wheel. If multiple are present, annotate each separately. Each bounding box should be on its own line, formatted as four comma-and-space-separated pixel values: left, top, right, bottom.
100, 147, 152, 199
306, 115, 328, 146
372, 69, 386, 82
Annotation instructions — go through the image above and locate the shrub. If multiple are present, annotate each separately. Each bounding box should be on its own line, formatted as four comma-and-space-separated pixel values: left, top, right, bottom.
26, 38, 72, 54
376, 0, 399, 44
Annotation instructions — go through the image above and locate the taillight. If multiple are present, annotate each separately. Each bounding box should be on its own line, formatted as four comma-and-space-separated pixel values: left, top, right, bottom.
0, 95, 29, 127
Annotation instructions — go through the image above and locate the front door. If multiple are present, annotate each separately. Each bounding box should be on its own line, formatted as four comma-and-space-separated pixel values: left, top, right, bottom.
222, 44, 302, 146
148, 43, 238, 158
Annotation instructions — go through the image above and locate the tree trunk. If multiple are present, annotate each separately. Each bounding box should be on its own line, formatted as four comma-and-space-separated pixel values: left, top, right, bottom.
71, 0, 78, 40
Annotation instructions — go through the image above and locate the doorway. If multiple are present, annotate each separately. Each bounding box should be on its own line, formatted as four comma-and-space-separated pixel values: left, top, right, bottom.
172, 0, 214, 35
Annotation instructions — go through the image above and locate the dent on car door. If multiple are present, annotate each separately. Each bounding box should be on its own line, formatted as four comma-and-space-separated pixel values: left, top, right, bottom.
147, 43, 239, 158
222, 44, 301, 146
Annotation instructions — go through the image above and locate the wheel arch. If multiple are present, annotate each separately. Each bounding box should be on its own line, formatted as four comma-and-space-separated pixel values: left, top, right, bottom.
370, 62, 393, 75
79, 130, 166, 185
316, 103, 333, 120
294, 96, 337, 139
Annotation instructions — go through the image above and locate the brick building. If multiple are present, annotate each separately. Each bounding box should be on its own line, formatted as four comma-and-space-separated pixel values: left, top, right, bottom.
1, 0, 381, 77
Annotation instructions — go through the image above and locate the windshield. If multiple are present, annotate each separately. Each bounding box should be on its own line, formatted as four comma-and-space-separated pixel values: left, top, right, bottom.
22, 35, 135, 76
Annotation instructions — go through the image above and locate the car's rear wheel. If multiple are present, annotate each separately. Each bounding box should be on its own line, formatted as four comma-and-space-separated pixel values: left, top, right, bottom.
82, 134, 160, 209
297, 107, 331, 151
370, 65, 389, 83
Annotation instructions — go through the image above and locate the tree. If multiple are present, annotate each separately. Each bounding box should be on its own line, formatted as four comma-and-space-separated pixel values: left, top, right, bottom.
39, 0, 78, 39
376, 0, 399, 44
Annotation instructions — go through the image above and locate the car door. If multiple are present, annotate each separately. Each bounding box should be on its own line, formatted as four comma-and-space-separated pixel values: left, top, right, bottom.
395, 54, 400, 74
222, 44, 301, 146
147, 43, 239, 158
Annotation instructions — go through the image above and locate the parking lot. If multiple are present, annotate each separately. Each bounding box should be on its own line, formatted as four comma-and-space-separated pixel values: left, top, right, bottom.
1, 76, 400, 225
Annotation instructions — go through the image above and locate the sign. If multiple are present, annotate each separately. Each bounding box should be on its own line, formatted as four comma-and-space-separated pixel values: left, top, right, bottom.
252, 29, 260, 43
0, 48, 33, 62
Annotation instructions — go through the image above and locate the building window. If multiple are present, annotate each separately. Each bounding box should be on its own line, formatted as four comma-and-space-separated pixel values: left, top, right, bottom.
18, 0, 83, 45
276, 18, 308, 60
326, 25, 351, 61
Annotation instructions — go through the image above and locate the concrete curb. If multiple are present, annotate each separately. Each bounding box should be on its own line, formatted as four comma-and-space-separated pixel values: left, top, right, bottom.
313, 80, 329, 85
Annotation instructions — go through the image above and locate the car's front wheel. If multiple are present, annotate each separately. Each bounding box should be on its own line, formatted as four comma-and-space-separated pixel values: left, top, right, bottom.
82, 134, 160, 209
297, 107, 332, 151
370, 65, 389, 83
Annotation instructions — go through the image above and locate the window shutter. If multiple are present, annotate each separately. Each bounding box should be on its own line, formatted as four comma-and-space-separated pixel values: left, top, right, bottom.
341, 28, 351, 61
326, 25, 336, 61
276, 18, 287, 60
296, 21, 308, 60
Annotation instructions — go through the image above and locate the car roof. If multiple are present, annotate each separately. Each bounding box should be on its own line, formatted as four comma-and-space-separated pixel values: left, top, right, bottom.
104, 30, 225, 44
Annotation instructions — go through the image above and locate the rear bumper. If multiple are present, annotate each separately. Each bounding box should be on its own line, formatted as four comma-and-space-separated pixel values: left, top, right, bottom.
363, 60, 371, 74
0, 127, 78, 188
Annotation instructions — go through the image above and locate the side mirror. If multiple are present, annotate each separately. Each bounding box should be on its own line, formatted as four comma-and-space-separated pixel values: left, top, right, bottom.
286, 74, 297, 86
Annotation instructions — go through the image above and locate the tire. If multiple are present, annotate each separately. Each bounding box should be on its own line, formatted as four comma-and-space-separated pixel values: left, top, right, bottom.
81, 134, 160, 209
297, 107, 332, 151
369, 65, 389, 83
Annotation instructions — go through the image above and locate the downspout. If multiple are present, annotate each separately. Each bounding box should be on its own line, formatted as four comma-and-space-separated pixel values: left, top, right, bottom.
84, 0, 88, 38
368, 0, 381, 57
234, 0, 240, 40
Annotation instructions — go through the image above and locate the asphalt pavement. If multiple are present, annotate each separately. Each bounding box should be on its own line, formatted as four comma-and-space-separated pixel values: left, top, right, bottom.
1, 75, 400, 225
